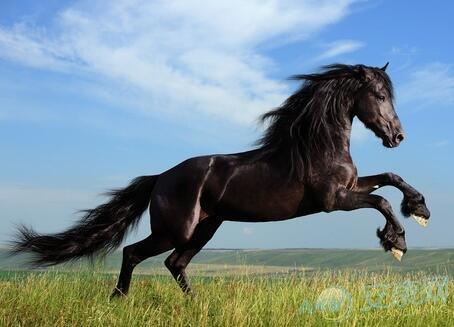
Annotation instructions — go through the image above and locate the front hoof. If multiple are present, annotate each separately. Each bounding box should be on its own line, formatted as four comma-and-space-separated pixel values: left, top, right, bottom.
401, 194, 430, 227
411, 214, 429, 227
377, 223, 407, 262
391, 247, 404, 261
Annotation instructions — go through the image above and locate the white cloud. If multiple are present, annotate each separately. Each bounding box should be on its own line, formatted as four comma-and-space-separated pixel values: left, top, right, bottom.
0, 24, 74, 72
0, 0, 358, 124
433, 140, 449, 148
398, 63, 454, 108
316, 39, 364, 61
390, 45, 418, 56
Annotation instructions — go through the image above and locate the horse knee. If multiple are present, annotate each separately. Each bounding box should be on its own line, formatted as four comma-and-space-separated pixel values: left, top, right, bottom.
165, 256, 186, 275
385, 172, 403, 184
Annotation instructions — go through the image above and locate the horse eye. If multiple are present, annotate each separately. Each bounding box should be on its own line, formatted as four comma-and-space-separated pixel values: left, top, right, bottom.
377, 95, 385, 102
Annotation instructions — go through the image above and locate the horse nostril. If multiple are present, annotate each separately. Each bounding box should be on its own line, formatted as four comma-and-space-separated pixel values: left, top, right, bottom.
395, 133, 405, 144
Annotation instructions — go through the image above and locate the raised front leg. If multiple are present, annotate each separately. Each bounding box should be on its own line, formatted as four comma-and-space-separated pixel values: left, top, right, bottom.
323, 186, 407, 261
355, 173, 430, 226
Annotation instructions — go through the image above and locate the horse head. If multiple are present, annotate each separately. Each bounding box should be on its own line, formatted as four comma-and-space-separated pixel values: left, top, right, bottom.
353, 63, 405, 148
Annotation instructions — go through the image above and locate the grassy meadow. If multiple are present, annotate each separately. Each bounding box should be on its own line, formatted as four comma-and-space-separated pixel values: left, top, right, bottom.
0, 248, 452, 326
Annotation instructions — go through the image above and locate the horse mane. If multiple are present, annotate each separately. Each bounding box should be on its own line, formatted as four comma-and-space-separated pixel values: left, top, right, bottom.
255, 63, 394, 180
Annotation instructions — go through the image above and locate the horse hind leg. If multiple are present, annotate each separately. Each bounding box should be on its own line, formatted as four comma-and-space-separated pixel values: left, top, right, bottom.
111, 234, 173, 298
164, 216, 222, 293
165, 250, 191, 293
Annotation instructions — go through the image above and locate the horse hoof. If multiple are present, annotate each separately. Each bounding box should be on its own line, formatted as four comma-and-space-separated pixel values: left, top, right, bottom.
110, 288, 127, 299
391, 247, 403, 262
411, 214, 428, 227
183, 288, 194, 296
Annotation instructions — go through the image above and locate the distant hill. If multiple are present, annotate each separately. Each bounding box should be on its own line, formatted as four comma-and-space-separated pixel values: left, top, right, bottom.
1, 248, 452, 276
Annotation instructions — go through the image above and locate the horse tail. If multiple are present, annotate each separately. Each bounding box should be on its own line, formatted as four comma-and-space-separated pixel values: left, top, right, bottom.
10, 175, 158, 266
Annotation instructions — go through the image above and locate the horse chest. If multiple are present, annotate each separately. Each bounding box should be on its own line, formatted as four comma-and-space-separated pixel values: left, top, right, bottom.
336, 162, 358, 189
314, 159, 358, 189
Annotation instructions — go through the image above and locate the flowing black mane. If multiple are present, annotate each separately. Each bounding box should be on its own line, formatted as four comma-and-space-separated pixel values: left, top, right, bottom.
256, 63, 394, 180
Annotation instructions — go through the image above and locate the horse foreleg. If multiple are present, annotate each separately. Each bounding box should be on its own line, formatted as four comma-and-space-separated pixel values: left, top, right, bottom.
324, 187, 407, 260
165, 217, 222, 293
355, 173, 430, 226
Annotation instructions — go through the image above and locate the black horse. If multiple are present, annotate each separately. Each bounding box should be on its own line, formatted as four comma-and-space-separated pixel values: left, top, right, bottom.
11, 63, 430, 296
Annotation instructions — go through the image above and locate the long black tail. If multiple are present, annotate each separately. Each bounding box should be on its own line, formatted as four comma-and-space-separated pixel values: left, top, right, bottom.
10, 175, 158, 266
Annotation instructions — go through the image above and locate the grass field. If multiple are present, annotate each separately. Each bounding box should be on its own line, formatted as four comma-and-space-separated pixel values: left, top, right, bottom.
0, 249, 452, 326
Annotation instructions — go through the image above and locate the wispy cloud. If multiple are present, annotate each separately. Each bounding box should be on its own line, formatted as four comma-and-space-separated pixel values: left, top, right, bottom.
398, 63, 454, 108
433, 140, 450, 148
0, 0, 358, 125
388, 45, 419, 72
316, 39, 364, 61
390, 45, 418, 56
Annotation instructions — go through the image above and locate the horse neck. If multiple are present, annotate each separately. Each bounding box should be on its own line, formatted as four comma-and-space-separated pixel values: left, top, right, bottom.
331, 115, 353, 154
305, 113, 354, 177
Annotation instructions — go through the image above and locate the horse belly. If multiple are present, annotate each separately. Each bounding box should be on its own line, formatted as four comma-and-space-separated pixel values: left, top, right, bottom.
213, 177, 304, 222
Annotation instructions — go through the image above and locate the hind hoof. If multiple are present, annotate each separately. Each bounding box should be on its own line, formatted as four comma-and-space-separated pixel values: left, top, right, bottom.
110, 287, 127, 299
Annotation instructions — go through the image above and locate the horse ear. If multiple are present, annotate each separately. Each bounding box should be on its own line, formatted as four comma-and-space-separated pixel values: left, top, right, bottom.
356, 65, 374, 83
381, 62, 389, 71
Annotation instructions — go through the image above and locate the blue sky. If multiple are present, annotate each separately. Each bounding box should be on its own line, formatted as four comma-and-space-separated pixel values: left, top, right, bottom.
0, 0, 453, 249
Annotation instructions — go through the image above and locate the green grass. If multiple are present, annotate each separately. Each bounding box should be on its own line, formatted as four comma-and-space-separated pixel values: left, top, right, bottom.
0, 248, 452, 326
0, 270, 452, 326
